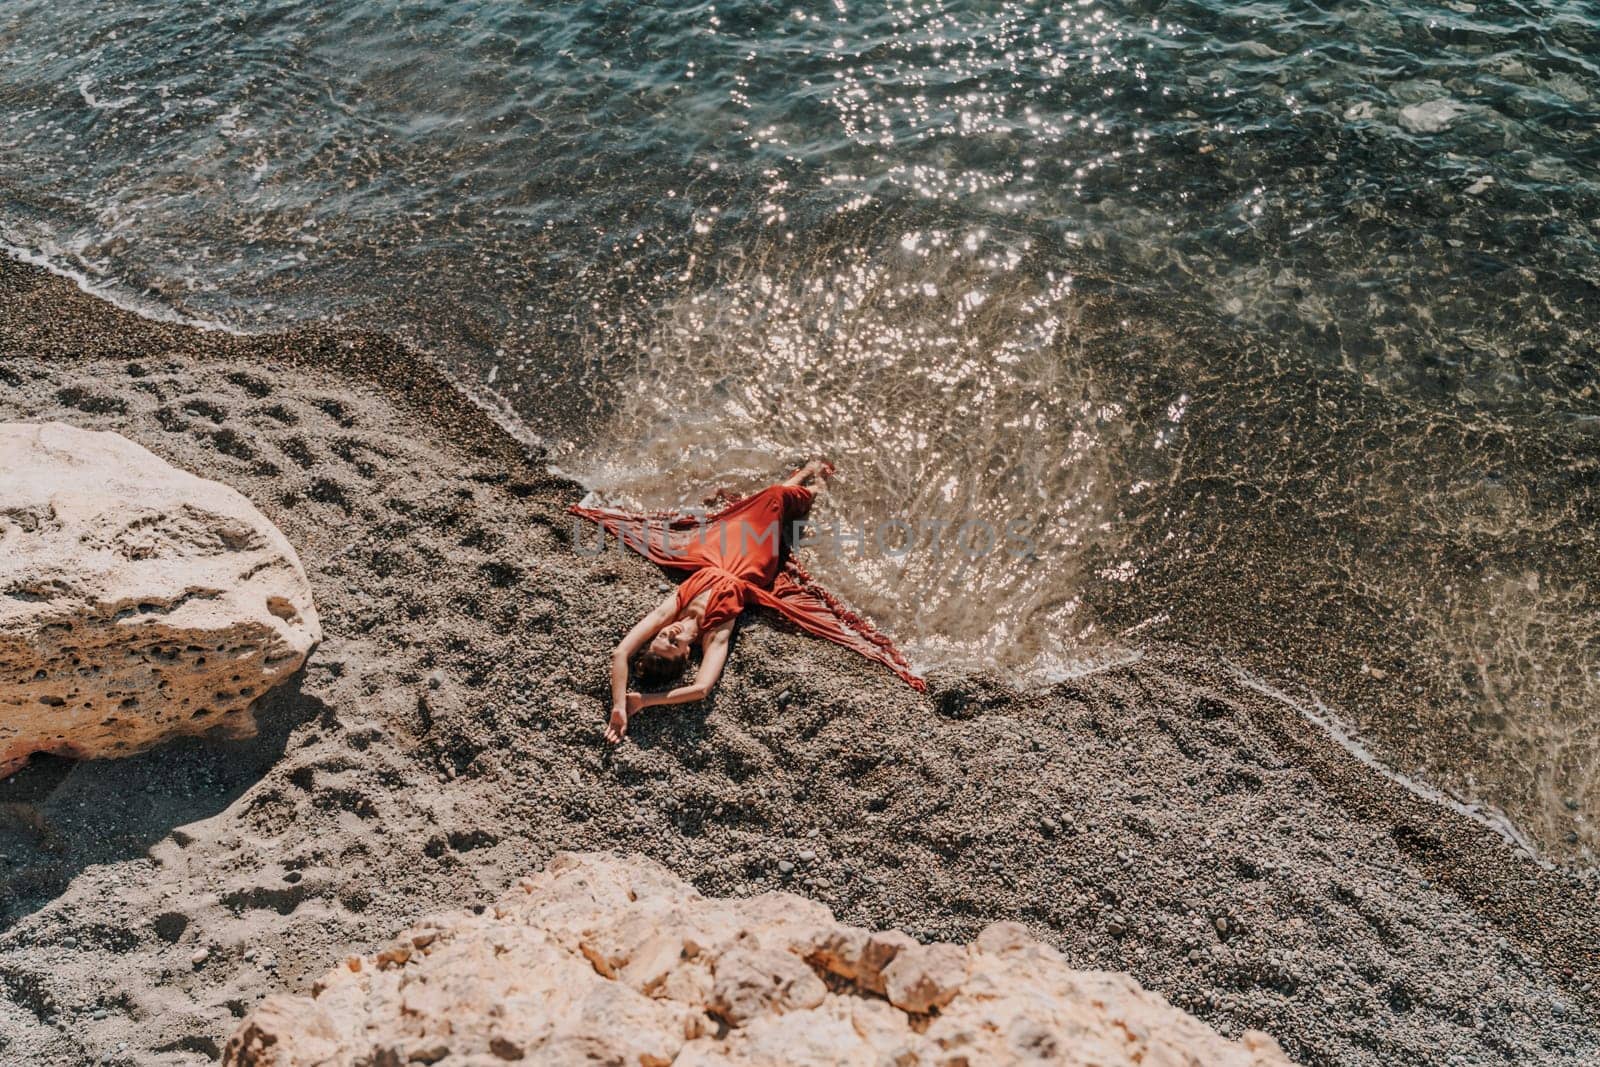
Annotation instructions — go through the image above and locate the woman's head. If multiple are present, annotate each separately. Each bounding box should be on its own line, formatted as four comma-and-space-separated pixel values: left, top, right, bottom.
634, 618, 696, 683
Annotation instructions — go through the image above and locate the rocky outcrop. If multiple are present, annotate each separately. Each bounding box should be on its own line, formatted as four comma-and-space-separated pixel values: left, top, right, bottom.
224, 851, 1293, 1067
0, 422, 319, 774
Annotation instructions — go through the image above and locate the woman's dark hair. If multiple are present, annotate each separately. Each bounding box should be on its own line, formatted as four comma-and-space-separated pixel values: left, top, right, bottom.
632, 648, 689, 686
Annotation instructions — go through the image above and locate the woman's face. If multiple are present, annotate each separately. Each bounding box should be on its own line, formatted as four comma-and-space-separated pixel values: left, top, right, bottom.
648, 620, 693, 663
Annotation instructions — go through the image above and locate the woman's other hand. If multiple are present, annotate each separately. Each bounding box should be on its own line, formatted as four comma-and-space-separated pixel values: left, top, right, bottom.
605, 701, 629, 744
605, 691, 646, 744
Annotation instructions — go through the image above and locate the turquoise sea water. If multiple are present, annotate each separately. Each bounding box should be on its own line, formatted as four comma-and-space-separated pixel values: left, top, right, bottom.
0, 0, 1596, 860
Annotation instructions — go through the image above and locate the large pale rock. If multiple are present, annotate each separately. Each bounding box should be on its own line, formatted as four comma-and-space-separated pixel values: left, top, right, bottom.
0, 422, 320, 773
224, 852, 1296, 1067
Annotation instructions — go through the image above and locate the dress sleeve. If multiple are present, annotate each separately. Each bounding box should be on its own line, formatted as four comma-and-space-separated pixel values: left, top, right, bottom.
747, 564, 925, 690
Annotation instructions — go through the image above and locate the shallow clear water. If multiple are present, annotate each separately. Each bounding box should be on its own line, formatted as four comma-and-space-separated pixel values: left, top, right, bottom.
0, 0, 1596, 860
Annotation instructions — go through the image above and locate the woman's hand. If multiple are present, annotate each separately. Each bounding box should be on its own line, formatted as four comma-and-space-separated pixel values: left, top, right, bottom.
701, 485, 746, 507
605, 692, 646, 745
604, 703, 627, 744
604, 700, 629, 744
804, 457, 835, 481
786, 457, 836, 488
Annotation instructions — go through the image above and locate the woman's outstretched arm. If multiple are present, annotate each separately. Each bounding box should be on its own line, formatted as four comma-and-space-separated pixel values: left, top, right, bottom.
783, 457, 834, 488
633, 621, 733, 711
608, 592, 676, 729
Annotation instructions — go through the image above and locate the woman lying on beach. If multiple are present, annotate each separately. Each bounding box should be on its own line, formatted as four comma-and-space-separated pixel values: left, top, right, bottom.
569, 459, 924, 744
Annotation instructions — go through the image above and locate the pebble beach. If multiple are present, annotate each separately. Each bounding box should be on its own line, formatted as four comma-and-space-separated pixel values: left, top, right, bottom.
1, 256, 1596, 1065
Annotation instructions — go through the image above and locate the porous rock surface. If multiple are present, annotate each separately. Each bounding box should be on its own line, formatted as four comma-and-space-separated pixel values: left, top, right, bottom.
0, 421, 320, 774
223, 851, 1293, 1067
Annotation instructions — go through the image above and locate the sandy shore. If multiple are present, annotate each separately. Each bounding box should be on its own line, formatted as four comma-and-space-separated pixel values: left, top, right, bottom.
0, 254, 1596, 1066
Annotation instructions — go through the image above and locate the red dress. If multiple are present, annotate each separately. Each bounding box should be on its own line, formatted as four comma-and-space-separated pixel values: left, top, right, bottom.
570, 483, 925, 690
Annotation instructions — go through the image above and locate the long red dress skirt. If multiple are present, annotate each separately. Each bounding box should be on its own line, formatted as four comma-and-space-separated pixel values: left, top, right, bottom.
570, 483, 925, 690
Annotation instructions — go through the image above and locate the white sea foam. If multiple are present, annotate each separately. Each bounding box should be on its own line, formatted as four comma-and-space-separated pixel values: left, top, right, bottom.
1, 236, 252, 337
2, 230, 556, 474
75, 74, 137, 111
1224, 660, 1551, 868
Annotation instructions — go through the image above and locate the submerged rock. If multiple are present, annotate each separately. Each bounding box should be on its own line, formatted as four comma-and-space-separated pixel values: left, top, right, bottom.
0, 422, 319, 773
223, 851, 1294, 1067
1398, 98, 1469, 134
